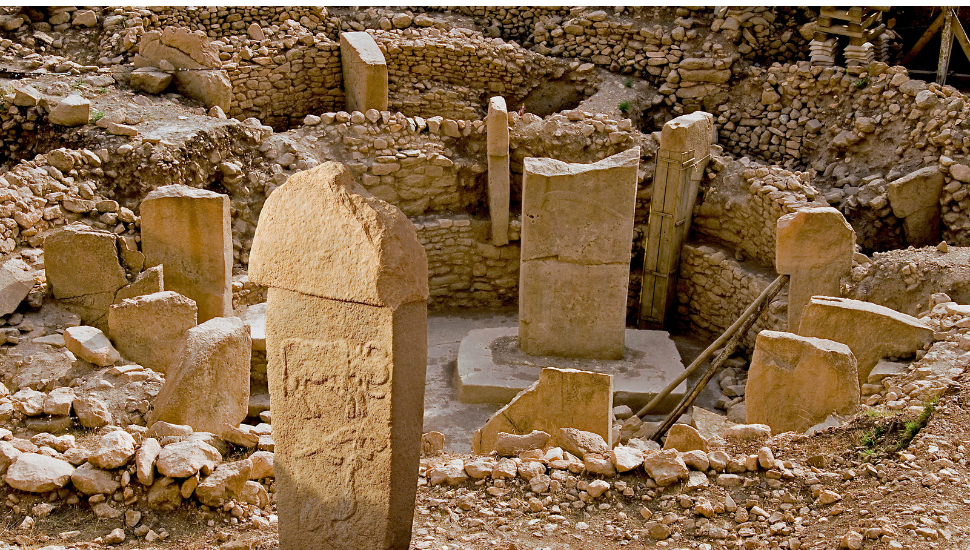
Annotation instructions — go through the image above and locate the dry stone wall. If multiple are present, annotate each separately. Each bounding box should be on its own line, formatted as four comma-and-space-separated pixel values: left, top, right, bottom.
694, 157, 823, 269
144, 6, 339, 39
373, 28, 566, 120
676, 242, 787, 351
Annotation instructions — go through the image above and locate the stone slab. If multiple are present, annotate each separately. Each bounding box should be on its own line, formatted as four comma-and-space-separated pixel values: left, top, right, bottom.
140, 185, 232, 323
472, 367, 612, 455
456, 327, 686, 412
487, 96, 510, 246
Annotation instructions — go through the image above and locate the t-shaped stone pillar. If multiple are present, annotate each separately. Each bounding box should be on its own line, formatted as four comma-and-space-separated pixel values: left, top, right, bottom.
519, 147, 640, 360
249, 162, 428, 550
775, 207, 855, 331
340, 32, 388, 113
487, 96, 510, 246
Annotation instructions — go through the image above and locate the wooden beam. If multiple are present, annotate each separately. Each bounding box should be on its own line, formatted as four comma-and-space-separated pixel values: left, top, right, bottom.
939, 8, 955, 85
952, 10, 970, 66
902, 9, 946, 65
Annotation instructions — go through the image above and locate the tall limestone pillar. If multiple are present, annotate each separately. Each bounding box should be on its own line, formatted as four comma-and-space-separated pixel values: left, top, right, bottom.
487, 96, 510, 246
249, 163, 428, 550
340, 32, 388, 112
519, 147, 640, 360
639, 112, 714, 329
140, 185, 232, 323
775, 207, 855, 331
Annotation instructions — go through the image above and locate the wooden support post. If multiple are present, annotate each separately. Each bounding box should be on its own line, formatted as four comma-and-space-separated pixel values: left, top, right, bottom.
902, 9, 946, 65
939, 8, 955, 85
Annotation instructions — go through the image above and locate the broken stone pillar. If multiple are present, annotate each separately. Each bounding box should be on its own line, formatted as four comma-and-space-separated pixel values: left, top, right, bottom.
472, 367, 612, 455
249, 162, 428, 550
339, 32, 388, 113
746, 330, 859, 434
797, 296, 934, 385
137, 27, 231, 112
147, 316, 251, 434
888, 166, 945, 246
0, 258, 34, 316
108, 291, 198, 375
140, 185, 232, 323
639, 112, 714, 329
487, 96, 510, 246
775, 207, 855, 331
519, 147, 640, 360
45, 224, 128, 329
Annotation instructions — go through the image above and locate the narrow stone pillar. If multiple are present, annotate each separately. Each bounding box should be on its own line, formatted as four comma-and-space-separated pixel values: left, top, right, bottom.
639, 112, 714, 329
519, 147, 639, 360
776, 207, 855, 331
340, 32, 388, 112
487, 96, 510, 246
140, 185, 232, 323
249, 162, 428, 550
888, 166, 944, 246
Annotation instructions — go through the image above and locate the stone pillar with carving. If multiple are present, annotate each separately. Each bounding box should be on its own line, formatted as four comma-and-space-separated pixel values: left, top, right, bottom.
249, 162, 428, 550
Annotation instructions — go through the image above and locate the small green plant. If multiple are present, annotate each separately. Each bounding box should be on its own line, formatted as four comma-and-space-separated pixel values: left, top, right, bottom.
71, 79, 82, 90
98, 86, 108, 94
899, 397, 937, 445
853, 75, 870, 89
91, 110, 105, 123
618, 100, 631, 114
860, 424, 885, 449
624, 77, 635, 88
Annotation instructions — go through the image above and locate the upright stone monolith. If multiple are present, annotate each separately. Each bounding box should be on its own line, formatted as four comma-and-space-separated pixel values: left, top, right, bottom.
340, 32, 388, 113
140, 185, 232, 323
249, 162, 428, 550
487, 96, 510, 246
519, 147, 639, 360
775, 207, 855, 331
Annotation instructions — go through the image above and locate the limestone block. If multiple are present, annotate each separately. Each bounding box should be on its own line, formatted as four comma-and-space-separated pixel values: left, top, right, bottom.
472, 367, 612, 455
746, 331, 859, 434
114, 265, 164, 304
659, 111, 714, 167
140, 185, 232, 323
888, 167, 945, 246
797, 296, 933, 385
519, 148, 639, 360
130, 67, 173, 95
249, 160, 428, 550
249, 163, 428, 309
64, 326, 120, 366
48, 94, 90, 126
159, 26, 222, 67
0, 258, 34, 316
175, 69, 232, 113
147, 317, 250, 434
45, 225, 127, 328
775, 207, 855, 331
4, 454, 74, 493
340, 32, 388, 113
663, 424, 708, 453
487, 96, 510, 246
108, 291, 198, 375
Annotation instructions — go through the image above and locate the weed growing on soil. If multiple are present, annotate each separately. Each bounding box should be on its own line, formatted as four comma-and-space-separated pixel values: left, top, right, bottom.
624, 78, 634, 88
853, 75, 870, 89
618, 100, 631, 114
899, 397, 938, 447
91, 110, 104, 123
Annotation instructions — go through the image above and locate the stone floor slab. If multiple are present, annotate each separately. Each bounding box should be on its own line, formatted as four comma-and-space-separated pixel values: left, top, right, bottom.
456, 327, 686, 412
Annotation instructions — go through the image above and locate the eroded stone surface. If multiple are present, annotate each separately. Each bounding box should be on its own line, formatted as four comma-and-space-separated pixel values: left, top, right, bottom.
746, 330, 860, 434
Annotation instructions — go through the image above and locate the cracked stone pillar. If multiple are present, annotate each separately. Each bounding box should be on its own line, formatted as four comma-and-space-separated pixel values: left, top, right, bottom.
487, 96, 510, 246
340, 32, 388, 113
140, 185, 232, 323
519, 147, 639, 360
776, 207, 855, 332
249, 162, 428, 550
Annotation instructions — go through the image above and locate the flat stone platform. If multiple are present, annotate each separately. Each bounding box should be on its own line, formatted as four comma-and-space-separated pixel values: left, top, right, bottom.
456, 327, 687, 413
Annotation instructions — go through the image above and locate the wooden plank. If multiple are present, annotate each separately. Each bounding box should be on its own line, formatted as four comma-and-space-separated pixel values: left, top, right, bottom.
820, 8, 861, 23
952, 11, 970, 66
939, 8, 955, 84
902, 9, 947, 65
861, 11, 881, 29
818, 25, 865, 39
